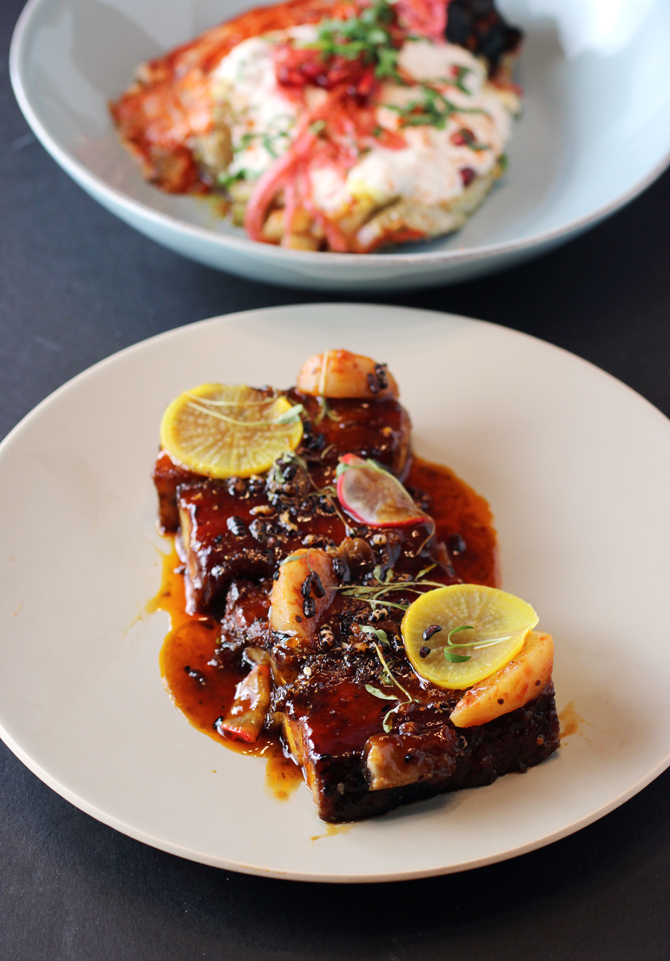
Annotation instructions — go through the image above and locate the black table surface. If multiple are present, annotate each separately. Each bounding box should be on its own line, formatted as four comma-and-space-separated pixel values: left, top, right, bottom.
2, 2, 670, 958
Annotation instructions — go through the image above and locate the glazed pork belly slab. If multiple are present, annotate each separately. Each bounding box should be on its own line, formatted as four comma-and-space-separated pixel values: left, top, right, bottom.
158, 391, 412, 614
154, 392, 410, 534
154, 362, 559, 822
271, 587, 558, 822
281, 659, 559, 822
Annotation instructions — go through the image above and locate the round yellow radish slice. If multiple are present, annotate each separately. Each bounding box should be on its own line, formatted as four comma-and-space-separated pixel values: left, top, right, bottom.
160, 383, 303, 478
401, 584, 539, 689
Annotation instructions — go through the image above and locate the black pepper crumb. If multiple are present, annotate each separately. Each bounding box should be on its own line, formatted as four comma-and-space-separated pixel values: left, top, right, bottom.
227, 516, 247, 537
374, 363, 389, 390
448, 533, 467, 555
311, 572, 325, 597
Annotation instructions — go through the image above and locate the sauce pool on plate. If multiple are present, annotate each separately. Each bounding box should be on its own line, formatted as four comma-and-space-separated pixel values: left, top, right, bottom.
150, 456, 498, 796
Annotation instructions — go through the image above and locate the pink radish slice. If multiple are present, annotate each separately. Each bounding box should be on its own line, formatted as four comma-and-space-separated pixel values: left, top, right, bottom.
336, 454, 426, 527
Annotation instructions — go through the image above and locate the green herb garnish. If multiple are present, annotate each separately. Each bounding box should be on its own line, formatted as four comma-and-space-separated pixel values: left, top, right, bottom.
301, 0, 402, 82
186, 399, 304, 429
440, 624, 518, 662
361, 634, 417, 732
387, 85, 487, 130
338, 578, 449, 612
451, 64, 472, 94
273, 403, 304, 425
443, 624, 474, 662
217, 169, 248, 191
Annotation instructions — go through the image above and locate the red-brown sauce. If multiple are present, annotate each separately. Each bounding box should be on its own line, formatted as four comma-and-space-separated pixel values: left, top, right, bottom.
559, 701, 584, 740
150, 457, 498, 795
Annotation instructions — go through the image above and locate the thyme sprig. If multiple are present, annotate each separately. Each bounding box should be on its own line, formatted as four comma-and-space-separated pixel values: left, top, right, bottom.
361, 627, 417, 732
337, 577, 448, 611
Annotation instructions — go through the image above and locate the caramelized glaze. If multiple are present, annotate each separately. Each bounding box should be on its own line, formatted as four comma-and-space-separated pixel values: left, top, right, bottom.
152, 457, 499, 795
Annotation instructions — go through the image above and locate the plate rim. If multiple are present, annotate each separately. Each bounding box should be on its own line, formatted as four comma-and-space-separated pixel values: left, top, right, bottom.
2, 302, 670, 883
9, 0, 670, 271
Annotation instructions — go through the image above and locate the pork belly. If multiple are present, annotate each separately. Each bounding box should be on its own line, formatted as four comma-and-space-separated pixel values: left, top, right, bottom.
154, 391, 410, 534
154, 356, 559, 822
280, 650, 558, 821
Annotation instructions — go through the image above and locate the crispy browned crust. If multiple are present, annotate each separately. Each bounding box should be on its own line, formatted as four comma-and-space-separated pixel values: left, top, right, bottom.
283, 679, 558, 822
110, 0, 336, 192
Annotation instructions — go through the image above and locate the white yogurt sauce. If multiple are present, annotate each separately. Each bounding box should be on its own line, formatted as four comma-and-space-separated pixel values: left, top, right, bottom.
211, 31, 518, 209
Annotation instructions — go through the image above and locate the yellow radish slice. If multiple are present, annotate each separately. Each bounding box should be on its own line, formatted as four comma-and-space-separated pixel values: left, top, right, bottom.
401, 584, 539, 689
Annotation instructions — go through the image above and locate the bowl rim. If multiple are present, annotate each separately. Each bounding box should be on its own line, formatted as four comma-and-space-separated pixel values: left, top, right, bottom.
10, 0, 670, 268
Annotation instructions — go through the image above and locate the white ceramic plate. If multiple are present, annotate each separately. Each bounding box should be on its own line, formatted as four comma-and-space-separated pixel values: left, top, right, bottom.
10, 0, 670, 291
1, 303, 670, 883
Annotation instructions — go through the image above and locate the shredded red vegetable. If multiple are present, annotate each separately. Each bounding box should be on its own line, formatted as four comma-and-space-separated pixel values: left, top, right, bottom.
244, 0, 452, 249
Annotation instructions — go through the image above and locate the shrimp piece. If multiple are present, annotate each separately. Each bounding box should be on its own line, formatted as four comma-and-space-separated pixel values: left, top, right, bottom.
270, 549, 337, 646
450, 631, 555, 728
296, 350, 399, 399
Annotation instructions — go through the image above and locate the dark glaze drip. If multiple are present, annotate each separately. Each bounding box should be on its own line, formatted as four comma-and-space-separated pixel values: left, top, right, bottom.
150, 545, 303, 798
153, 457, 498, 794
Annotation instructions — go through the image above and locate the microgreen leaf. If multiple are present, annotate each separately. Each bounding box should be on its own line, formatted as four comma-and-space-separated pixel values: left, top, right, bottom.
447, 625, 474, 642
217, 169, 248, 191
444, 650, 471, 663
382, 706, 398, 732
360, 625, 389, 646
444, 624, 474, 661
365, 684, 398, 701
279, 553, 305, 566
273, 403, 304, 425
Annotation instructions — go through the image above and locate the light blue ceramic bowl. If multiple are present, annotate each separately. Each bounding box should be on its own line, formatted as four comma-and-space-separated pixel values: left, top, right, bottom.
10, 0, 670, 291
